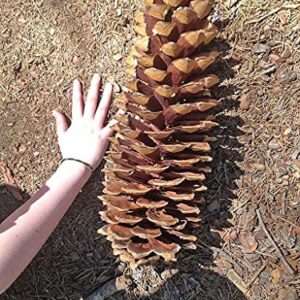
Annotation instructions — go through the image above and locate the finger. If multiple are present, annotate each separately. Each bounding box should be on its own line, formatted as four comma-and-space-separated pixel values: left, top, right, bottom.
84, 74, 101, 119
72, 79, 83, 121
94, 82, 113, 128
100, 119, 118, 140
52, 110, 68, 138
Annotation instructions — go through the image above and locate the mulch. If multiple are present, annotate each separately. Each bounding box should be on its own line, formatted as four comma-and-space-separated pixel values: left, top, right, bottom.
0, 0, 299, 299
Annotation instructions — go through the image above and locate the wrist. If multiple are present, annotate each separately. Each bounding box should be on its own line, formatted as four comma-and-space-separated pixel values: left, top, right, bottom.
59, 159, 93, 176
47, 160, 92, 189
61, 158, 94, 172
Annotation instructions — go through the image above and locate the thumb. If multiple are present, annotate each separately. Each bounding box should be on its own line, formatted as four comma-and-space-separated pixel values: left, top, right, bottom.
52, 110, 68, 137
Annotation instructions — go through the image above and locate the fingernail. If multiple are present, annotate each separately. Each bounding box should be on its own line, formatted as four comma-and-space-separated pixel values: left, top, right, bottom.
52, 110, 57, 117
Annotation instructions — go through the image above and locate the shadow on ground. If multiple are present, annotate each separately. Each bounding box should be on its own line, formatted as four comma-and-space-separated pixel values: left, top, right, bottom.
0, 179, 119, 300
83, 27, 246, 300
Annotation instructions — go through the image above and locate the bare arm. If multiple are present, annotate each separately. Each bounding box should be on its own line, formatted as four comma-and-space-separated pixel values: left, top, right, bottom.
0, 74, 116, 293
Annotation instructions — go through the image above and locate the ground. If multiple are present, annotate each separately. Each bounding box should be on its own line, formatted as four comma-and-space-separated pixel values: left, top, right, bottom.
0, 0, 299, 299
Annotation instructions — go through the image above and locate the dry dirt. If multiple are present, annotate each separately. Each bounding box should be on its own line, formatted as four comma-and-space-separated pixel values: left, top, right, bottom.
0, 0, 299, 299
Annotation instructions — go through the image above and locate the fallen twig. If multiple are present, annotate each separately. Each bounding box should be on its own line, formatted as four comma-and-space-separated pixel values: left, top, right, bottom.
210, 246, 244, 275
256, 209, 295, 275
197, 240, 244, 273
245, 4, 300, 25
245, 262, 266, 289
245, 7, 281, 25
85, 275, 131, 300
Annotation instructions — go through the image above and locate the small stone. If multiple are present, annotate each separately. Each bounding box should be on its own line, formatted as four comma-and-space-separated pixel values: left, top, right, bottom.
33, 151, 39, 157
19, 166, 26, 172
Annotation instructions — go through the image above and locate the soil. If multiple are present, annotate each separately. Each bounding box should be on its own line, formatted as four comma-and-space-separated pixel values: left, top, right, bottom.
0, 0, 299, 299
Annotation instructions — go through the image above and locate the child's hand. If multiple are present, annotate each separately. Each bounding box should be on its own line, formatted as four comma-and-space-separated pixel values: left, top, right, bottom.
53, 74, 116, 169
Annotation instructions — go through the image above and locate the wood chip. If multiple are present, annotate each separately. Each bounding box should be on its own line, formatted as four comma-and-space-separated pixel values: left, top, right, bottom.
271, 268, 282, 284
239, 93, 251, 110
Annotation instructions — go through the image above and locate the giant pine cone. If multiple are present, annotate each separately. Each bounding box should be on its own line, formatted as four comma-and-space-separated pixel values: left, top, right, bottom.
98, 0, 220, 270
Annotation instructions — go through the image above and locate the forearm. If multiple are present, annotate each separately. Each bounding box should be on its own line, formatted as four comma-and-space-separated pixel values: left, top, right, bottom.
0, 161, 91, 293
